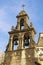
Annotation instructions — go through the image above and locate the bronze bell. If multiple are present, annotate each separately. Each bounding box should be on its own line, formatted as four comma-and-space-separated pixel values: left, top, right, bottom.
14, 39, 18, 45
24, 38, 29, 46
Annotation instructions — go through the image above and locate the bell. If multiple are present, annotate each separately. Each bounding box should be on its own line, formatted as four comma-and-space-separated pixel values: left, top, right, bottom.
14, 39, 18, 45
14, 41, 18, 45
24, 38, 29, 46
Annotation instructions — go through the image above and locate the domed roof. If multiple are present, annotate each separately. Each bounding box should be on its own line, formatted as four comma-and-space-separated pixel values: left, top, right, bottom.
16, 10, 29, 18
19, 10, 27, 15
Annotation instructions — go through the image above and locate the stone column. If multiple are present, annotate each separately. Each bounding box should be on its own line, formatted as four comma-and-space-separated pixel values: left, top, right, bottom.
18, 34, 24, 49
18, 37, 22, 49
10, 35, 13, 51
6, 35, 13, 51
17, 22, 20, 30
21, 36, 24, 49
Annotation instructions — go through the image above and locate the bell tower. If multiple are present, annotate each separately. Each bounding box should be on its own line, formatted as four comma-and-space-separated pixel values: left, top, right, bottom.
2, 10, 39, 65
16, 10, 29, 30
6, 10, 36, 51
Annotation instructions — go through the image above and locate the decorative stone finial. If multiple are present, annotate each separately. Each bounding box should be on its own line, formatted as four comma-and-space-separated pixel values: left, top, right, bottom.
11, 26, 14, 31
30, 22, 33, 28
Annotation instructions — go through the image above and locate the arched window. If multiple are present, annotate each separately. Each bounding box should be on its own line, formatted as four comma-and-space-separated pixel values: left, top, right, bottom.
13, 36, 19, 50
20, 18, 24, 30
24, 33, 30, 48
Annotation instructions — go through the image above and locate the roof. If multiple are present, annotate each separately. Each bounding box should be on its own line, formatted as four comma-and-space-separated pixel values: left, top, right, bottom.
37, 33, 43, 47
16, 10, 29, 18
19, 10, 27, 15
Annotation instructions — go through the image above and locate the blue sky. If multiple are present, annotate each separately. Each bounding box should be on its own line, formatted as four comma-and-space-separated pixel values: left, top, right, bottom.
0, 0, 43, 52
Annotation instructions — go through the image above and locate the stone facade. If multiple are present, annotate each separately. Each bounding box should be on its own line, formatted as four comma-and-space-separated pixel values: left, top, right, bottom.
1, 10, 43, 65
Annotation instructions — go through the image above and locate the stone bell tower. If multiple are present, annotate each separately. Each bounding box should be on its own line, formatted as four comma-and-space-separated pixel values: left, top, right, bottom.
6, 10, 36, 51
2, 10, 40, 65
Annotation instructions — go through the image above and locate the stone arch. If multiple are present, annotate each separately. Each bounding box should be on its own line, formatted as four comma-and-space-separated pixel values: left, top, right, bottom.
24, 33, 30, 48
13, 35, 19, 50
20, 18, 24, 30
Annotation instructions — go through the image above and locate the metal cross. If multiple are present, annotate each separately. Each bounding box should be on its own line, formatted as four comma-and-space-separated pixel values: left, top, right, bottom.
22, 4, 25, 10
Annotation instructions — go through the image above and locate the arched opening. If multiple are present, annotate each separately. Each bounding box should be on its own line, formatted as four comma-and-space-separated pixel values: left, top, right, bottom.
13, 35, 19, 50
35, 62, 41, 65
24, 33, 30, 48
20, 18, 24, 30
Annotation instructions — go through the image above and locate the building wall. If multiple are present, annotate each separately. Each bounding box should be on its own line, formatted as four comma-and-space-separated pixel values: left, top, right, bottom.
3, 48, 37, 65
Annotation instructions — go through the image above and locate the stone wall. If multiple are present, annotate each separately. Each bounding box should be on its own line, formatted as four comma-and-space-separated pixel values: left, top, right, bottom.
3, 48, 36, 65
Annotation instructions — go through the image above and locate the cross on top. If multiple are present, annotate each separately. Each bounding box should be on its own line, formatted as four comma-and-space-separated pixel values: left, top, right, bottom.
22, 4, 25, 10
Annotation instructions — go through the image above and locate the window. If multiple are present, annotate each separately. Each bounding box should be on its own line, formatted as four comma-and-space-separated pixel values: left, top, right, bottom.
13, 45, 18, 50
35, 62, 41, 65
24, 33, 30, 48
20, 18, 24, 30
13, 38, 19, 50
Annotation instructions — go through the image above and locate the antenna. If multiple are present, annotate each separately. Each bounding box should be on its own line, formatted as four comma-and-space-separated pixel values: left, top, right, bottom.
22, 4, 25, 10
